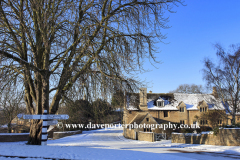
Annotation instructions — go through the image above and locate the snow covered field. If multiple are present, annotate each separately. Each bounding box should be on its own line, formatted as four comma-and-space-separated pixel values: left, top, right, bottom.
0, 127, 240, 160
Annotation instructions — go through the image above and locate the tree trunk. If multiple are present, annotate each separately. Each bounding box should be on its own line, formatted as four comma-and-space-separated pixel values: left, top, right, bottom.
231, 103, 237, 125
27, 120, 42, 145
27, 74, 49, 145
232, 114, 236, 125
7, 123, 11, 133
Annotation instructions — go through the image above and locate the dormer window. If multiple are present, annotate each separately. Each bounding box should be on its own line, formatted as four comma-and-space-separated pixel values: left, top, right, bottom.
157, 101, 163, 106
180, 107, 184, 112
200, 107, 207, 112
156, 98, 164, 107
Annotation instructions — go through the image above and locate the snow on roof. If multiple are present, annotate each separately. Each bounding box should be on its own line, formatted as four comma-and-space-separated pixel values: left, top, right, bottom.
127, 106, 139, 110
126, 92, 226, 111
148, 99, 178, 110
148, 93, 225, 111
148, 96, 176, 110
185, 104, 194, 109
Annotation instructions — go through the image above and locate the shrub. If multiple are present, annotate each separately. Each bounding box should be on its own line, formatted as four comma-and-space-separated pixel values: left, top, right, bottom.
213, 127, 219, 136
200, 126, 212, 132
235, 123, 240, 128
180, 128, 194, 133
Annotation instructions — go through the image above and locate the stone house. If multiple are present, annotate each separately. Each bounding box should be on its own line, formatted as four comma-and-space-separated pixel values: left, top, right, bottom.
123, 87, 240, 140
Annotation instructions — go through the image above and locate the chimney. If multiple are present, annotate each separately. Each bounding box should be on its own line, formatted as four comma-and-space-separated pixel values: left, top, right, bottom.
212, 87, 218, 98
149, 90, 152, 93
139, 88, 148, 111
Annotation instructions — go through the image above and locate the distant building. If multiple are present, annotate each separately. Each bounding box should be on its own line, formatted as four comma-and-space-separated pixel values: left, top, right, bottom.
123, 88, 239, 140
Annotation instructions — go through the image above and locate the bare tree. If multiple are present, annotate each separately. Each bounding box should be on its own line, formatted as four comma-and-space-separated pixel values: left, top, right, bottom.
0, 84, 25, 133
203, 44, 240, 125
91, 98, 112, 124
111, 88, 124, 109
0, 0, 183, 144
169, 84, 205, 94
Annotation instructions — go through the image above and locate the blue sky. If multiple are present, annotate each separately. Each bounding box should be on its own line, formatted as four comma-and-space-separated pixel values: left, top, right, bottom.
138, 0, 240, 93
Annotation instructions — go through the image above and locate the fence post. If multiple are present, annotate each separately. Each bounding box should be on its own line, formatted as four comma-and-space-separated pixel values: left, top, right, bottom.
41, 110, 48, 145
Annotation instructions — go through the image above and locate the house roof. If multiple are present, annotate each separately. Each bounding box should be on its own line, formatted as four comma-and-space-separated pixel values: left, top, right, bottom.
129, 113, 148, 125
172, 93, 225, 110
127, 93, 226, 111
129, 112, 159, 126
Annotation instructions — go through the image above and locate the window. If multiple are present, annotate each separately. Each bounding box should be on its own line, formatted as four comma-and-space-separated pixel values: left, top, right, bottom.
200, 107, 207, 112
144, 128, 152, 132
180, 107, 184, 112
157, 99, 164, 107
218, 120, 222, 125
193, 121, 197, 124
200, 120, 208, 125
146, 118, 149, 122
164, 111, 168, 117
145, 128, 151, 132
180, 120, 185, 124
157, 101, 162, 106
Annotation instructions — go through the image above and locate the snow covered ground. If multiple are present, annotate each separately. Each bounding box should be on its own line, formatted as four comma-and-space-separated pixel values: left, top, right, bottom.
0, 127, 240, 160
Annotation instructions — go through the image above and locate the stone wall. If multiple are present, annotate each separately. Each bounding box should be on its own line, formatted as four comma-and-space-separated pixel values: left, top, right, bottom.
53, 130, 82, 140
138, 131, 154, 142
123, 128, 136, 140
0, 130, 83, 142
171, 128, 240, 146
0, 133, 29, 142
